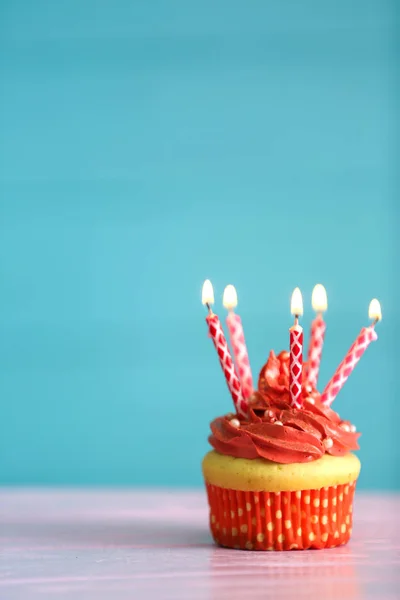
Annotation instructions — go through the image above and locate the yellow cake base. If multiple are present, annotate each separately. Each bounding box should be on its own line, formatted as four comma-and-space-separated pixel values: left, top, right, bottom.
202, 451, 361, 492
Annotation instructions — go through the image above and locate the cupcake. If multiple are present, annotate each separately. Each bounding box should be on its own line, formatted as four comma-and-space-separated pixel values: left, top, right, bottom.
201, 282, 381, 551
203, 350, 360, 551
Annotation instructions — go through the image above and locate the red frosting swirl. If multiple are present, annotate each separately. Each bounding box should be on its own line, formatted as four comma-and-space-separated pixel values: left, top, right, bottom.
209, 350, 360, 464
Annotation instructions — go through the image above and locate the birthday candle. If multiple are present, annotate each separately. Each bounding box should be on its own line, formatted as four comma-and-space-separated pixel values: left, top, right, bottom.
305, 284, 327, 389
202, 280, 248, 417
223, 284, 254, 399
321, 299, 381, 406
289, 287, 304, 410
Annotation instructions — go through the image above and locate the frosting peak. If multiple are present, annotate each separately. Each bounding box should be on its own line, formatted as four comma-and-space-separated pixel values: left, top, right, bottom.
209, 350, 360, 464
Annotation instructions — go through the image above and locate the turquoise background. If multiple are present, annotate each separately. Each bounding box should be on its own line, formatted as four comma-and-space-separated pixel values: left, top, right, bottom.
0, 1, 398, 489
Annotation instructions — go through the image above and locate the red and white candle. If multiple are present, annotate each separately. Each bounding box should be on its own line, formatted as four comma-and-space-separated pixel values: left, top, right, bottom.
202, 280, 248, 418
321, 299, 382, 406
289, 287, 304, 410
305, 284, 327, 389
222, 284, 254, 399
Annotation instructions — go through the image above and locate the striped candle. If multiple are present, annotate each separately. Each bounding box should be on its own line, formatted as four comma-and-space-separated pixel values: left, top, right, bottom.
223, 285, 254, 399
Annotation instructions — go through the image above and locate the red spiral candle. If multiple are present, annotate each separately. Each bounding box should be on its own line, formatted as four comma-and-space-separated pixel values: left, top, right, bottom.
202, 280, 248, 417
223, 285, 254, 400
305, 284, 327, 389
321, 299, 381, 406
289, 288, 304, 410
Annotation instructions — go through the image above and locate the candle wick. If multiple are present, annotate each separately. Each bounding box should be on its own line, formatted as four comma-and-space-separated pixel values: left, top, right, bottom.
294, 315, 299, 326
206, 302, 213, 315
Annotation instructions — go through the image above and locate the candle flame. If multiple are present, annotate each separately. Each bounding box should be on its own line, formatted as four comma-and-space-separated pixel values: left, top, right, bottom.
291, 287, 303, 317
202, 279, 214, 305
368, 298, 382, 322
223, 284, 238, 310
312, 284, 328, 312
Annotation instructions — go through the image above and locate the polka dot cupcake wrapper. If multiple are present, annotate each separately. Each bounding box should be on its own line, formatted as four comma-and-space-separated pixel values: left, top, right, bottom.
205, 481, 356, 551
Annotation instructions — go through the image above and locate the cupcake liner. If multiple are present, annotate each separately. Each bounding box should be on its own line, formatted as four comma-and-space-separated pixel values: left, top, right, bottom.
205, 481, 356, 550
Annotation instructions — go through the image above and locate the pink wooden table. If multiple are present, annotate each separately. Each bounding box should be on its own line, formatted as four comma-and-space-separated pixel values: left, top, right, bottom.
0, 490, 399, 599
